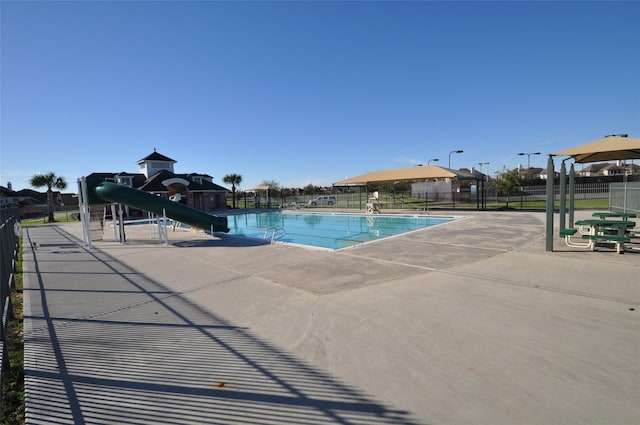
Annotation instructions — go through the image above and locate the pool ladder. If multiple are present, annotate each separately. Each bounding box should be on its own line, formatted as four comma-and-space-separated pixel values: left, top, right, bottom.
264, 227, 286, 244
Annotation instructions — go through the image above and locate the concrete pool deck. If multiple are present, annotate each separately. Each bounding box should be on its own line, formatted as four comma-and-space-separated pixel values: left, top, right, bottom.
21, 210, 639, 424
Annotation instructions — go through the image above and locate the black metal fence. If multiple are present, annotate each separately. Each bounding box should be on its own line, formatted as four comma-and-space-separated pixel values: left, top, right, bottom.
0, 207, 20, 408
233, 182, 612, 211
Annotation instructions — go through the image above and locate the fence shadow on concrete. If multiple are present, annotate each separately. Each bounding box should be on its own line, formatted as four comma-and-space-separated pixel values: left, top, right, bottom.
22, 225, 420, 425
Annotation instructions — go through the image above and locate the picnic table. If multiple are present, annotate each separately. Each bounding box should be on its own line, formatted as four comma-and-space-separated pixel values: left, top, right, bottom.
572, 219, 635, 253
592, 211, 637, 220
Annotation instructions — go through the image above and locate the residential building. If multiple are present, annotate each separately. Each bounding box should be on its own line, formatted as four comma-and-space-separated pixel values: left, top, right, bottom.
86, 150, 230, 213
578, 161, 640, 177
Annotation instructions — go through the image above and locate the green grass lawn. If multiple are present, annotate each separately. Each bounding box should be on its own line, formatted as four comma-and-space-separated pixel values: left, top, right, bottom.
21, 210, 80, 227
20, 217, 48, 226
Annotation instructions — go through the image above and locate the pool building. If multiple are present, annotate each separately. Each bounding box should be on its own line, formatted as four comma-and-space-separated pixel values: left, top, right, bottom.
86, 150, 230, 214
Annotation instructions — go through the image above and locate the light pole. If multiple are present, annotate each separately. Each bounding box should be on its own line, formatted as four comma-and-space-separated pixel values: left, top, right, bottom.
448, 150, 463, 169
477, 162, 489, 210
518, 152, 541, 169
428, 158, 439, 165
478, 162, 490, 175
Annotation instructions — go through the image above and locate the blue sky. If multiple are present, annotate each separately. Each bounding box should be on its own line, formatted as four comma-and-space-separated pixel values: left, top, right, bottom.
2, 1, 639, 192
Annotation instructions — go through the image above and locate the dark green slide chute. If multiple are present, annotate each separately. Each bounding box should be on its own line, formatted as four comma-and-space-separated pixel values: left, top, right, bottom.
94, 181, 229, 232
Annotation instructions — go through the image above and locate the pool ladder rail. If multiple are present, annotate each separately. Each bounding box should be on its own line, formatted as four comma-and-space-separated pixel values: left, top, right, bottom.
264, 227, 286, 244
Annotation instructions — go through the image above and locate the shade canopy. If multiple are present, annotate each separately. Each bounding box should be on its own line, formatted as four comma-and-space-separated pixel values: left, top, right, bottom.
554, 135, 640, 163
246, 185, 272, 191
334, 165, 475, 186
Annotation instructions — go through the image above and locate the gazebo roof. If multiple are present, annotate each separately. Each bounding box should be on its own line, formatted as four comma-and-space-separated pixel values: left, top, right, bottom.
246, 185, 272, 191
334, 165, 476, 186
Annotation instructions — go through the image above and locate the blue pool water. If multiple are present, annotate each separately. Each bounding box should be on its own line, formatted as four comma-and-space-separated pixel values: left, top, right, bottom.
218, 212, 457, 250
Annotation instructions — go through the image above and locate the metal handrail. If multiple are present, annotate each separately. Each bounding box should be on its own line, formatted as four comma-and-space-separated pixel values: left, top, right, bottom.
264, 227, 286, 243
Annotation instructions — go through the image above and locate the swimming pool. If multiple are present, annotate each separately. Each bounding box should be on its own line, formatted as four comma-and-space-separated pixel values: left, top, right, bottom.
218, 211, 458, 250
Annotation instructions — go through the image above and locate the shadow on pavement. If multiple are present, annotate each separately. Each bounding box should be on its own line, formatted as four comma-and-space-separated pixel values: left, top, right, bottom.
23, 225, 421, 425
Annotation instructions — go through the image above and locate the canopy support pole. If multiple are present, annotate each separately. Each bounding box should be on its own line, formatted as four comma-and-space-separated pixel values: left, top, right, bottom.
545, 155, 555, 252
569, 163, 575, 226
559, 160, 567, 232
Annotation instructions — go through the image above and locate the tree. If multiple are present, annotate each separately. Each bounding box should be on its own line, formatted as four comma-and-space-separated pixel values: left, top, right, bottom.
260, 180, 280, 191
223, 173, 242, 208
30, 172, 67, 222
494, 167, 527, 207
255, 180, 279, 208
302, 184, 322, 195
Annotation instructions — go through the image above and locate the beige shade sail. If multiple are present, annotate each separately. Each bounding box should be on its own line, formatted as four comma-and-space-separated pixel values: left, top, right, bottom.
246, 185, 272, 191
553, 135, 640, 163
334, 165, 473, 186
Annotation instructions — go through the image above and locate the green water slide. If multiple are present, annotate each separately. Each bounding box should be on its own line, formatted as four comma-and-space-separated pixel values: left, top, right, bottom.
94, 181, 229, 232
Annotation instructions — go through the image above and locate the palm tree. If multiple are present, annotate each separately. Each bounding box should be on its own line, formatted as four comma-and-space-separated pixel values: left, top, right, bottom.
30, 172, 67, 222
223, 173, 242, 209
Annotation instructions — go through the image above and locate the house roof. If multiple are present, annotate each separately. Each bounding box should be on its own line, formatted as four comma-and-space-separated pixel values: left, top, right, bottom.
186, 172, 213, 179
538, 168, 560, 176
115, 173, 147, 188
0, 185, 18, 196
86, 172, 119, 181
86, 171, 228, 193
15, 189, 48, 202
136, 151, 177, 164
580, 162, 640, 173
137, 170, 228, 192
460, 168, 496, 179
